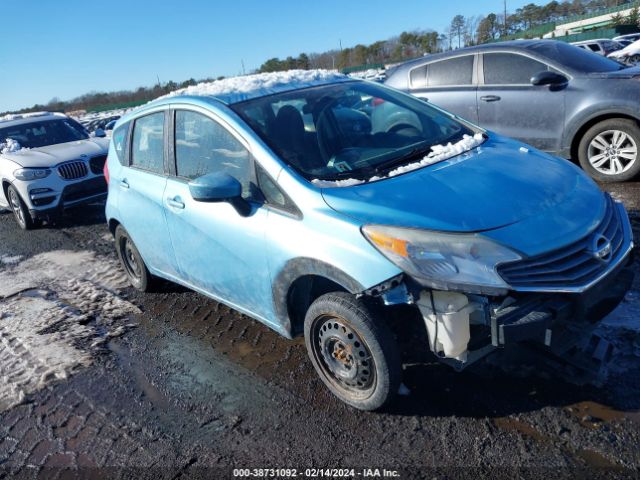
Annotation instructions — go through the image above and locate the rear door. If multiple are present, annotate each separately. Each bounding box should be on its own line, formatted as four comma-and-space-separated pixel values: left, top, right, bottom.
407, 54, 479, 123
477, 52, 567, 152
163, 107, 273, 321
117, 110, 179, 277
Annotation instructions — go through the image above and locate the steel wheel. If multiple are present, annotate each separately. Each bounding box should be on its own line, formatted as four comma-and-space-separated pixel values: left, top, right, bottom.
311, 314, 376, 398
121, 236, 142, 281
587, 129, 637, 176
114, 225, 155, 292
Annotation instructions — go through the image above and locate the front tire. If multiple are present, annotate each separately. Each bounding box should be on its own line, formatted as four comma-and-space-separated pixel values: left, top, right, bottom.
304, 292, 401, 411
114, 225, 155, 291
7, 185, 34, 230
578, 119, 640, 182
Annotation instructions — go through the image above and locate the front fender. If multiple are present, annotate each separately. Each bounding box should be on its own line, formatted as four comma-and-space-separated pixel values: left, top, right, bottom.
564, 104, 640, 152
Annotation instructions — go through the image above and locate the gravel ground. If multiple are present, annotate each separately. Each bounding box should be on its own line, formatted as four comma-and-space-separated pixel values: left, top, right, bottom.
0, 182, 639, 479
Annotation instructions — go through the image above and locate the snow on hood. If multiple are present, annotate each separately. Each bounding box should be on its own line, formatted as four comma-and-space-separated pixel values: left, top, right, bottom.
155, 69, 348, 104
0, 138, 108, 168
0, 138, 28, 154
312, 133, 486, 188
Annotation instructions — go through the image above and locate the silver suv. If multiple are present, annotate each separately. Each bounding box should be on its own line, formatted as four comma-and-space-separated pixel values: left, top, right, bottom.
0, 112, 109, 229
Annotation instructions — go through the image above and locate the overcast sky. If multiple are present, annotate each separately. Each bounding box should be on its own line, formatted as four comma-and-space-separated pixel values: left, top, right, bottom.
0, 0, 534, 112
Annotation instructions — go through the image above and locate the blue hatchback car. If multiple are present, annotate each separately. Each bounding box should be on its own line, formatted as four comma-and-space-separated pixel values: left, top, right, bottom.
105, 71, 634, 410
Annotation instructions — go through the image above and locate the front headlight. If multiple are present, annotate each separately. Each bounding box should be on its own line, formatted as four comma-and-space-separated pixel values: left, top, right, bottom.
362, 225, 521, 291
13, 168, 51, 181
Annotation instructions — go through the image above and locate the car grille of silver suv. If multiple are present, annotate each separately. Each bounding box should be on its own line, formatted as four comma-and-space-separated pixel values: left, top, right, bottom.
497, 194, 626, 290
58, 160, 88, 180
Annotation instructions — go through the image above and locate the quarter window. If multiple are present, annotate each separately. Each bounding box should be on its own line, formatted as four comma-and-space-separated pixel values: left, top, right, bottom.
483, 53, 549, 85
427, 56, 474, 86
111, 122, 129, 165
174, 110, 254, 198
131, 112, 165, 173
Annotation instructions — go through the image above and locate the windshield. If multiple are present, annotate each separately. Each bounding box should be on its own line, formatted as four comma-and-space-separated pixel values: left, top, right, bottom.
0, 118, 89, 149
231, 81, 476, 181
529, 41, 625, 73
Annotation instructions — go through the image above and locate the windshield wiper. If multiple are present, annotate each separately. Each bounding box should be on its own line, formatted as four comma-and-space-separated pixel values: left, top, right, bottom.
372, 144, 434, 174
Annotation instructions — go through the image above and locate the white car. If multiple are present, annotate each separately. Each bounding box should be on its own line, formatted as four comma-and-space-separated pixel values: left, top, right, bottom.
571, 38, 623, 56
608, 38, 640, 65
0, 112, 109, 229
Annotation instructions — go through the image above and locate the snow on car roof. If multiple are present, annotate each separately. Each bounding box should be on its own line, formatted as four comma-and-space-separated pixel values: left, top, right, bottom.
156, 69, 350, 105
0, 111, 66, 126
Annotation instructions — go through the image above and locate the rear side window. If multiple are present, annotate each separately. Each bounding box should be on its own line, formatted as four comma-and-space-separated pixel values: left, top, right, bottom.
483, 53, 549, 85
409, 65, 427, 88
588, 44, 601, 52
427, 56, 474, 86
174, 110, 254, 199
111, 122, 129, 165
131, 112, 165, 174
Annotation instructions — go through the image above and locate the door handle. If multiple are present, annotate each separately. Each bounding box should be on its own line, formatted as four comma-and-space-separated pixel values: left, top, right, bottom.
119, 179, 129, 189
166, 196, 185, 209
480, 95, 501, 102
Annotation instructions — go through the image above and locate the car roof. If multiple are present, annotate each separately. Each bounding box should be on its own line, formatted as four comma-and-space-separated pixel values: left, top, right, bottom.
571, 39, 612, 44
0, 111, 67, 128
150, 70, 352, 106
387, 39, 574, 73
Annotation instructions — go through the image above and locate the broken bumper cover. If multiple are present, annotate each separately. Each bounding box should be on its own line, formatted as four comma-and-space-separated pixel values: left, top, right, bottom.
494, 253, 634, 347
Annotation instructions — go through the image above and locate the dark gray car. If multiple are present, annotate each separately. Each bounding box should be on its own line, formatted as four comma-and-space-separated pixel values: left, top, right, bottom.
385, 40, 640, 182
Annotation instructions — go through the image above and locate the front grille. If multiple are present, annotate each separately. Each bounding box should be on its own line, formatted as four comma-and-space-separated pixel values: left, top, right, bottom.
89, 155, 107, 175
498, 195, 627, 290
58, 161, 88, 180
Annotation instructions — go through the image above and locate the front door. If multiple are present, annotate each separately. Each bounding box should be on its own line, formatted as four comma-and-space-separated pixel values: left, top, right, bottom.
477, 52, 567, 152
163, 108, 273, 322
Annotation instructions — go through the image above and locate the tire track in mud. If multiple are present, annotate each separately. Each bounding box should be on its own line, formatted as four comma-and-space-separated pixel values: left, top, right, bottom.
0, 250, 140, 411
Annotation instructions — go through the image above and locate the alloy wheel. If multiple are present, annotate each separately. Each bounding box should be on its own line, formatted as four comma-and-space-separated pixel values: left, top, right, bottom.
8, 188, 26, 228
588, 129, 638, 176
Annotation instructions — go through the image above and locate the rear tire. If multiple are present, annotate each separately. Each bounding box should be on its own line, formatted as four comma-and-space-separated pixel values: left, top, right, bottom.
7, 185, 34, 230
114, 225, 155, 291
578, 118, 640, 182
304, 292, 402, 411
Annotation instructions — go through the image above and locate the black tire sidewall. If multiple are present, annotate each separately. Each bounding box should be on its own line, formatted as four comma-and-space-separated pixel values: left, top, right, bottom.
114, 225, 149, 291
7, 185, 33, 230
578, 119, 640, 182
304, 292, 401, 411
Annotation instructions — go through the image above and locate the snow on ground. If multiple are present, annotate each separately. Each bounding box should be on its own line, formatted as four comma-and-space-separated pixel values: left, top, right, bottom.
155, 69, 347, 104
0, 250, 139, 411
313, 133, 486, 188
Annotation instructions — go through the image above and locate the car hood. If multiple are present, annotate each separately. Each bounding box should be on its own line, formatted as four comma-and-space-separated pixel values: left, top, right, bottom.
1, 138, 109, 168
320, 135, 605, 257
588, 65, 640, 78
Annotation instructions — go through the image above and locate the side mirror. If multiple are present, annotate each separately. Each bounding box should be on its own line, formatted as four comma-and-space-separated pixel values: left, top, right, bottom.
530, 71, 568, 87
188, 172, 251, 216
93, 128, 107, 138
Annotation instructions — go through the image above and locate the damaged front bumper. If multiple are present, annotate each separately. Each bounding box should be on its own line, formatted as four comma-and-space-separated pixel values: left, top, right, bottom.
370, 247, 635, 371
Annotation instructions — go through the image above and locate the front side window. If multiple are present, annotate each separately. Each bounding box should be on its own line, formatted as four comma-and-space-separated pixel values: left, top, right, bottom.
131, 112, 165, 174
483, 53, 549, 85
174, 110, 253, 198
0, 118, 88, 148
231, 81, 476, 182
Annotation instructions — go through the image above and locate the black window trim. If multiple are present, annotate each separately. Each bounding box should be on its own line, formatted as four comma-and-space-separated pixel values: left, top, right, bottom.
127, 109, 170, 178
407, 53, 478, 90
478, 50, 572, 87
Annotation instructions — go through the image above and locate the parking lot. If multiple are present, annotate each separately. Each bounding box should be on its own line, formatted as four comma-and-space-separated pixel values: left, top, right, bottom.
0, 179, 637, 478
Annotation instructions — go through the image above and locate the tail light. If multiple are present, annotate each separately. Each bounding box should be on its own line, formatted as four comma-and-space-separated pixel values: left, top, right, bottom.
371, 98, 385, 107
103, 159, 110, 184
